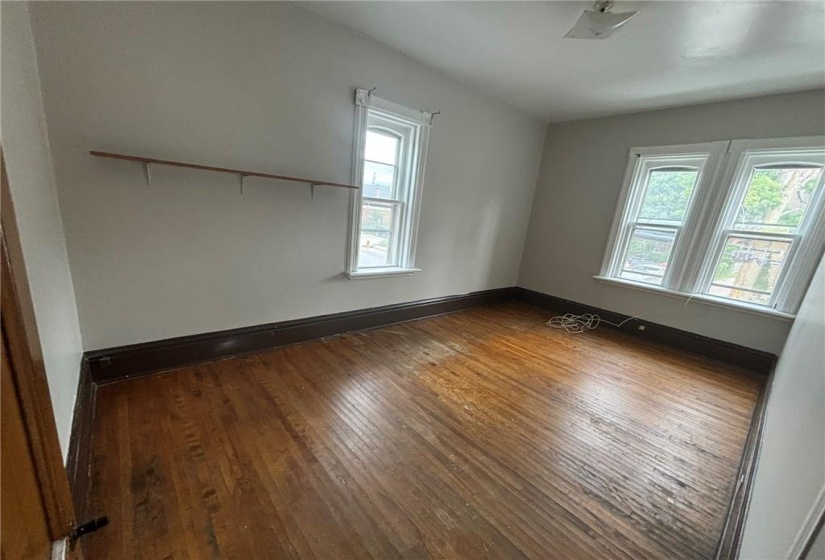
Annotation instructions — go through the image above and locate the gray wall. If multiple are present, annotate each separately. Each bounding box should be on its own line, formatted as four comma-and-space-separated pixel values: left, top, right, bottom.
29, 2, 546, 351
1, 2, 84, 459
739, 252, 825, 559
519, 89, 825, 354
807, 527, 825, 560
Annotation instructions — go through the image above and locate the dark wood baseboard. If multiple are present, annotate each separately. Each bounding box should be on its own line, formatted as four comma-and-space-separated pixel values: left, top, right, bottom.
714, 367, 775, 560
512, 287, 776, 375
65, 357, 97, 521
85, 287, 516, 383
86, 286, 777, 383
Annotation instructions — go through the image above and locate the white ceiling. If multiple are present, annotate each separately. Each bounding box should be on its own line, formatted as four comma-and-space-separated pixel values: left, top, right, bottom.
298, 1, 825, 122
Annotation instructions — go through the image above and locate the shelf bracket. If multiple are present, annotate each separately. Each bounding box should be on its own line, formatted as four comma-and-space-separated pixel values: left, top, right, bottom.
239, 174, 246, 195
143, 162, 152, 186
310, 183, 317, 201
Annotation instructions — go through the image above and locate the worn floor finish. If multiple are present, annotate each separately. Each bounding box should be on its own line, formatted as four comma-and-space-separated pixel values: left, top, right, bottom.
84, 303, 762, 559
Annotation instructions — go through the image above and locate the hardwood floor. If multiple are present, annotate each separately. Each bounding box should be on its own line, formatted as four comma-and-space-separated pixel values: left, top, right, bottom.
83, 302, 762, 559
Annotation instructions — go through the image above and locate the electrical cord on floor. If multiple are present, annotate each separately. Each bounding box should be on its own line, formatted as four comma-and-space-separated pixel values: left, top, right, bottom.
545, 313, 631, 333
546, 295, 698, 334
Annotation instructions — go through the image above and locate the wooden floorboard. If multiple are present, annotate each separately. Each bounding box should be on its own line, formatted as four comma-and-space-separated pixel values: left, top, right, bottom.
84, 302, 762, 559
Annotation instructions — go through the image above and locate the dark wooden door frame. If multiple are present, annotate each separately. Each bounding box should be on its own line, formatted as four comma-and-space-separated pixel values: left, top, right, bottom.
1, 151, 77, 543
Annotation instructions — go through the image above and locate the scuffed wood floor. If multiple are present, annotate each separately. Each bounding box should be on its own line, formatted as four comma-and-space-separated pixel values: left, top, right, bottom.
84, 302, 761, 559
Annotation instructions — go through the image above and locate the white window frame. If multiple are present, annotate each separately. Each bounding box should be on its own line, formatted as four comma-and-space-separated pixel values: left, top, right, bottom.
697, 137, 825, 313
599, 142, 728, 290
598, 136, 825, 317
346, 89, 433, 279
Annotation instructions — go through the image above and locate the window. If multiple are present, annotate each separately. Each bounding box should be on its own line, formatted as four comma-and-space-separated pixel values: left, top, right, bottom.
700, 140, 825, 312
347, 89, 433, 278
600, 137, 825, 315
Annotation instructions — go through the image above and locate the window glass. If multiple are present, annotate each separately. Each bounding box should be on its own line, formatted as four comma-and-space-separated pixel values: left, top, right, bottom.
364, 130, 399, 165
362, 160, 396, 199
358, 201, 398, 268
734, 165, 823, 234
708, 236, 792, 305
618, 226, 676, 285
638, 167, 699, 224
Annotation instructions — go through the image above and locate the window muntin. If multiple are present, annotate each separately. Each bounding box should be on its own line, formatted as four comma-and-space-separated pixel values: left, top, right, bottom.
601, 137, 825, 315
348, 90, 432, 277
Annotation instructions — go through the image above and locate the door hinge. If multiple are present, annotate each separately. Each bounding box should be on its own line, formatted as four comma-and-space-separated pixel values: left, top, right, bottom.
70, 516, 109, 541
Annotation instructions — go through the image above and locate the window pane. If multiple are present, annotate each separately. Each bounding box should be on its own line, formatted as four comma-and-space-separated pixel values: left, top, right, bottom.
362, 160, 396, 199
638, 168, 698, 224
619, 227, 677, 285
365, 130, 399, 165
707, 235, 792, 306
734, 166, 823, 234
358, 202, 399, 268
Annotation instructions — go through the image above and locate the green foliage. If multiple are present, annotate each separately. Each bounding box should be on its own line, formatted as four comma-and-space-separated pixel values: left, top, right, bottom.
777, 210, 802, 226
802, 176, 818, 196
639, 170, 696, 222
753, 258, 772, 292
740, 170, 783, 224
714, 247, 736, 281
628, 239, 668, 264
630, 165, 820, 280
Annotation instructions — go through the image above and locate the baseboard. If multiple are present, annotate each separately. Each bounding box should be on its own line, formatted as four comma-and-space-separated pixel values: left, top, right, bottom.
714, 366, 775, 560
85, 287, 516, 383
512, 287, 776, 375
86, 286, 776, 383
65, 357, 96, 521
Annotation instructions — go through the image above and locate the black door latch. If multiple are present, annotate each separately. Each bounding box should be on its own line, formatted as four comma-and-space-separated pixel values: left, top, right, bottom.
71, 516, 109, 540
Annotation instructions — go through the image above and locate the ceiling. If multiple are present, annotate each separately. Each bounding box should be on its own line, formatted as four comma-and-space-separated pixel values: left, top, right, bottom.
298, 1, 825, 122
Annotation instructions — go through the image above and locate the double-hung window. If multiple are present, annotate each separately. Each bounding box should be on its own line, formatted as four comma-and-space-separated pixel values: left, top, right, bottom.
700, 140, 825, 311
601, 142, 728, 288
347, 89, 433, 278
600, 136, 825, 316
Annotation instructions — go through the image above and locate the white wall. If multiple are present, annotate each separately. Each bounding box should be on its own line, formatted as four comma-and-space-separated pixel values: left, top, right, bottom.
28, 1, 546, 351
739, 253, 825, 559
519, 90, 825, 354
1, 2, 84, 459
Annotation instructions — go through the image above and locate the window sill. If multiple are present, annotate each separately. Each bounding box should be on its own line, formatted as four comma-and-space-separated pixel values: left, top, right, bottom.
346, 267, 421, 280
593, 276, 796, 321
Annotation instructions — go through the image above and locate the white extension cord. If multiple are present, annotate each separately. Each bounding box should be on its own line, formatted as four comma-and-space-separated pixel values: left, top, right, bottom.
545, 313, 629, 333
545, 295, 698, 334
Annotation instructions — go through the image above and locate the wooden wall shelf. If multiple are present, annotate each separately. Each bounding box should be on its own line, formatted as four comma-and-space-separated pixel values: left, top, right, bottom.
89, 151, 358, 192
